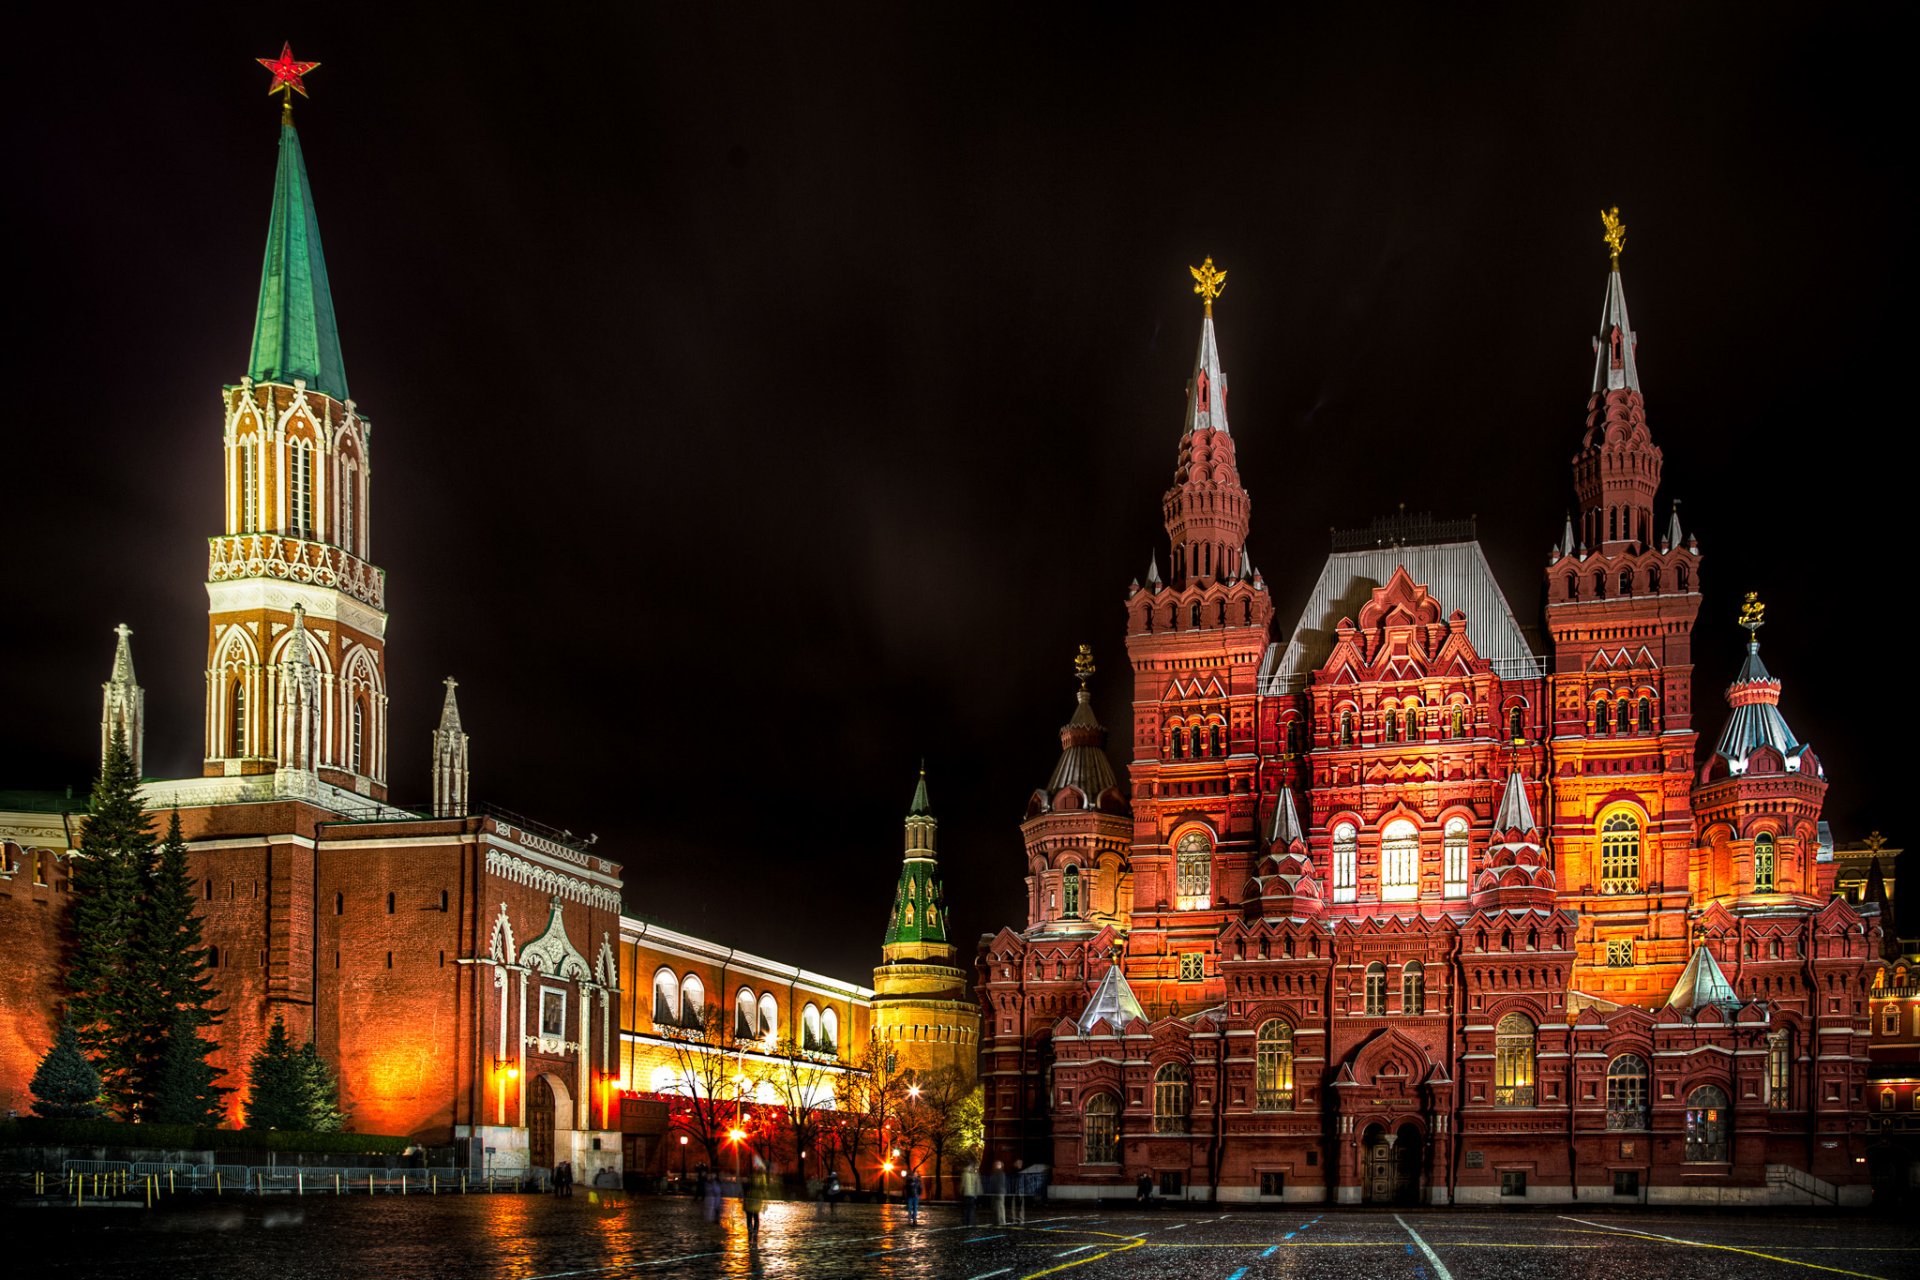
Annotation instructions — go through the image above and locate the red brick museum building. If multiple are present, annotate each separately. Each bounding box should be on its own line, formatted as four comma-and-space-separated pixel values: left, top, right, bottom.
976, 247, 1882, 1206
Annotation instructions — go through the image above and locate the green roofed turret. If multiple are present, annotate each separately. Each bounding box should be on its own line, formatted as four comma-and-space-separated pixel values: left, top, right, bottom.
248, 116, 349, 400
883, 767, 949, 953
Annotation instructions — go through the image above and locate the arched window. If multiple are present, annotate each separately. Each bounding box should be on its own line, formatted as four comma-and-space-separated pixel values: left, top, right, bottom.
1638, 697, 1654, 734
1402, 961, 1425, 1015
734, 987, 757, 1039
1443, 818, 1469, 898
239, 441, 258, 533
679, 974, 705, 1030
1084, 1093, 1119, 1162
1685, 1085, 1729, 1161
1284, 719, 1301, 756
652, 968, 678, 1025
289, 440, 313, 538
1381, 819, 1419, 901
1600, 810, 1642, 894
1364, 962, 1387, 1015
1340, 710, 1355, 747
1190, 602, 1202, 628
1175, 831, 1212, 907
1605, 1054, 1649, 1129
802, 1003, 822, 1051
1255, 1022, 1295, 1111
1403, 700, 1420, 738
1677, 565, 1689, 592
1191, 722, 1208, 757
1509, 707, 1525, 742
1062, 865, 1082, 917
821, 1007, 839, 1054
351, 697, 366, 774
1753, 834, 1776, 892
229, 678, 247, 756
1594, 699, 1610, 735
1620, 569, 1633, 596
1332, 823, 1358, 903
1153, 1062, 1191, 1133
1209, 723, 1224, 757
1649, 565, 1662, 591
341, 467, 357, 554
1168, 725, 1185, 760
1451, 706, 1467, 739
1384, 709, 1399, 743
1766, 1031, 1791, 1110
1494, 1014, 1535, 1106
758, 993, 779, 1041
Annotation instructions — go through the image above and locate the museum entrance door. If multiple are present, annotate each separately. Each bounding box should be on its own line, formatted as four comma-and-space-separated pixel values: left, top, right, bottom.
530, 1074, 558, 1171
1362, 1123, 1421, 1205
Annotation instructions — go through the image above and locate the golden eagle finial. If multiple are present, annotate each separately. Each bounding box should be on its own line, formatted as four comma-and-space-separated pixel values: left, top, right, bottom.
1189, 257, 1227, 317
1738, 591, 1766, 637
1074, 643, 1096, 688
1601, 207, 1627, 269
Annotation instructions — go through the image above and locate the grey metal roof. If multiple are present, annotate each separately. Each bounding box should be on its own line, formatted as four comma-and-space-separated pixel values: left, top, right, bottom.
1666, 945, 1742, 1015
1713, 640, 1810, 772
1077, 963, 1148, 1034
1259, 540, 1543, 693
1591, 267, 1641, 394
1493, 771, 1536, 832
1268, 785, 1306, 846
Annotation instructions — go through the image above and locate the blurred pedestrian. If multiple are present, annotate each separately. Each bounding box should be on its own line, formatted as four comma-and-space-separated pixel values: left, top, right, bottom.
703, 1169, 723, 1222
1011, 1159, 1027, 1223
742, 1157, 768, 1245
960, 1161, 981, 1226
905, 1168, 923, 1225
825, 1169, 841, 1217
1136, 1171, 1153, 1208
988, 1160, 1007, 1225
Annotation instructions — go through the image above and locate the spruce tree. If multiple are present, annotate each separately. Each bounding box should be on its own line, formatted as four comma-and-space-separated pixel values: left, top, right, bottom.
133, 811, 223, 1109
243, 1014, 303, 1130
295, 1040, 345, 1132
29, 1016, 103, 1119
67, 727, 154, 1116
151, 1008, 228, 1126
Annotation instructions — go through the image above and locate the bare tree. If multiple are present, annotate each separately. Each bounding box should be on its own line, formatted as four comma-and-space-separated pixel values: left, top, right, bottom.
902, 1065, 972, 1199
755, 1037, 838, 1190
658, 1003, 751, 1175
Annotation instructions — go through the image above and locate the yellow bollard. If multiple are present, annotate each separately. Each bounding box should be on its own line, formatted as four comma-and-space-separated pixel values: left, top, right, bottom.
146, 1177, 153, 1209
401, 1171, 407, 1196
461, 1172, 467, 1194
431, 1174, 437, 1195
336, 1173, 342, 1196
215, 1171, 222, 1196
369, 1173, 375, 1196
170, 1168, 175, 1195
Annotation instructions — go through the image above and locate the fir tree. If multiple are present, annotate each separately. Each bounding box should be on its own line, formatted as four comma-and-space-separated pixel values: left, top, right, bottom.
243, 1014, 303, 1130
29, 1016, 103, 1119
150, 1008, 229, 1126
67, 727, 154, 1116
133, 811, 223, 1109
295, 1040, 345, 1132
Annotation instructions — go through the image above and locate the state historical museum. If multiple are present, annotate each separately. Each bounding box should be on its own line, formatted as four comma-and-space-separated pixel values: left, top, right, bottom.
977, 242, 1879, 1206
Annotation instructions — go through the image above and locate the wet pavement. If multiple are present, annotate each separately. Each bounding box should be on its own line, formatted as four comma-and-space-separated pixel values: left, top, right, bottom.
6, 1194, 1919, 1278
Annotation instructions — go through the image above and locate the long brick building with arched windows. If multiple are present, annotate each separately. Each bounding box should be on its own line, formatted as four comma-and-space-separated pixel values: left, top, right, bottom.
976, 241, 1882, 1207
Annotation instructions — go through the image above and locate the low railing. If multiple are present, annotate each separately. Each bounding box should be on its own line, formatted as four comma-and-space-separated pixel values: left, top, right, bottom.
54, 1161, 533, 1201
208, 534, 385, 609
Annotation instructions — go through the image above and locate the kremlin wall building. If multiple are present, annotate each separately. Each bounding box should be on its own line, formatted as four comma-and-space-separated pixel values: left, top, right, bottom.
0, 97, 976, 1181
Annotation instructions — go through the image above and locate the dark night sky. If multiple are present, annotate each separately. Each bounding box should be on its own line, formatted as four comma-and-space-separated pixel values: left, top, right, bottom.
3, 7, 1902, 983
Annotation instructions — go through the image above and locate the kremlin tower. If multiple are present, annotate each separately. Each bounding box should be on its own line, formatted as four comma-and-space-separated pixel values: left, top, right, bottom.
871, 769, 979, 1081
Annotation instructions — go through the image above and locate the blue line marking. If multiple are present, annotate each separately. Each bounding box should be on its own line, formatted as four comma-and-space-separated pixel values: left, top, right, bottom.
1263, 1244, 1281, 1257
966, 1234, 1007, 1244
1227, 1269, 1249, 1280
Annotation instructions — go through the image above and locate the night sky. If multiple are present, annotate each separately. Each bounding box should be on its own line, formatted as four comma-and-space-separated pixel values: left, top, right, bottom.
3, 8, 1902, 983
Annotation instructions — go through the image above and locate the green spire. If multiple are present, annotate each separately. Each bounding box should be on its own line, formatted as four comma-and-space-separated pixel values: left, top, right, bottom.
883, 767, 948, 949
908, 762, 932, 816
248, 119, 348, 400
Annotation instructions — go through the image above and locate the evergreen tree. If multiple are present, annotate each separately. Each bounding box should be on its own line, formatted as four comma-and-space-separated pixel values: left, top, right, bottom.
294, 1040, 345, 1132
150, 1008, 228, 1126
243, 1014, 304, 1130
133, 811, 223, 1108
67, 728, 154, 1116
29, 1016, 103, 1119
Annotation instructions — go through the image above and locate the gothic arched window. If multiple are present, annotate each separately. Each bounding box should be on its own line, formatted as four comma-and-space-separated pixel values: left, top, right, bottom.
1402, 961, 1425, 1015
1175, 831, 1212, 907
652, 968, 678, 1025
1062, 865, 1081, 917
1190, 602, 1202, 628
229, 678, 247, 757
239, 440, 258, 533
1753, 833, 1776, 892
1255, 1022, 1295, 1111
1677, 565, 1690, 592
1443, 818, 1470, 898
821, 1007, 839, 1054
351, 697, 366, 774
1600, 810, 1642, 894
802, 1003, 822, 1052
341, 466, 357, 554
1606, 1054, 1649, 1129
1153, 1063, 1190, 1133
1494, 1014, 1535, 1106
289, 440, 314, 538
1332, 823, 1358, 903
1685, 1085, 1730, 1161
1381, 819, 1419, 901
1084, 1093, 1119, 1162
1364, 962, 1387, 1015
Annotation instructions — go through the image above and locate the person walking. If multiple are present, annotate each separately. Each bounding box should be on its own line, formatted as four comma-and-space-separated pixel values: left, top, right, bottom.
960, 1161, 981, 1226
988, 1160, 1007, 1225
742, 1157, 768, 1245
703, 1168, 723, 1223
825, 1170, 841, 1217
1011, 1159, 1027, 1224
1136, 1170, 1153, 1209
905, 1168, 923, 1226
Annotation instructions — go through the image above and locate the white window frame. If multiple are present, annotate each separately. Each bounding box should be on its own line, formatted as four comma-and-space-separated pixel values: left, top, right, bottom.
1333, 823, 1357, 904
1443, 817, 1469, 898
1381, 818, 1419, 901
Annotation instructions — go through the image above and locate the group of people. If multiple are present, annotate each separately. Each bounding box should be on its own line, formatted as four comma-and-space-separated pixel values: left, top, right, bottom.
549, 1161, 575, 1197
958, 1158, 1029, 1226
680, 1155, 1044, 1241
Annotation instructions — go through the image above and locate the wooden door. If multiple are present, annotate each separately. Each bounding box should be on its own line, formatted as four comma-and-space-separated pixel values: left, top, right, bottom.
1365, 1139, 1395, 1203
530, 1075, 555, 1171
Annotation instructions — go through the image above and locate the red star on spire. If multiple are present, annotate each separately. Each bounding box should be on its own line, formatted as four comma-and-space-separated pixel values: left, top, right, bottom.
258, 42, 321, 99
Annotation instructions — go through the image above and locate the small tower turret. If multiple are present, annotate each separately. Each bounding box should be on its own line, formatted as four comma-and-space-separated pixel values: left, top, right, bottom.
100, 623, 145, 777
432, 677, 470, 818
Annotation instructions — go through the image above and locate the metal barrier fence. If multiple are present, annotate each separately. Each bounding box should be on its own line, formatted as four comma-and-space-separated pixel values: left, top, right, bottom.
53, 1161, 536, 1201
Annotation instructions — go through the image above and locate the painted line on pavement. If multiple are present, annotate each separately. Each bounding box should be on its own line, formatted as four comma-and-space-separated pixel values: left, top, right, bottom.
1016, 1237, 1147, 1279
520, 1253, 723, 1279
1263, 1244, 1282, 1256
1055, 1245, 1094, 1257
1226, 1270, 1248, 1280
1558, 1215, 1887, 1280
966, 1271, 1012, 1280
967, 1234, 1008, 1243
1394, 1214, 1456, 1280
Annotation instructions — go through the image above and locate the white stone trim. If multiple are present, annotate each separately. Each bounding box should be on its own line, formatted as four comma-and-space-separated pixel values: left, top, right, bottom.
486, 848, 621, 914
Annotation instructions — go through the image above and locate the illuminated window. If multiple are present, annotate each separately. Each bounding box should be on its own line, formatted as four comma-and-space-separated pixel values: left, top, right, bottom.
821, 1007, 838, 1054
1153, 1063, 1190, 1133
1176, 831, 1212, 907
1882, 1088, 1897, 1112
1256, 1022, 1294, 1111
1403, 700, 1420, 738
1509, 707, 1525, 742
1380, 819, 1418, 901
1384, 709, 1399, 743
678, 973, 705, 1030
1599, 810, 1642, 894
1451, 706, 1467, 739
1364, 962, 1386, 1015
1443, 818, 1469, 898
1402, 961, 1425, 1015
803, 1003, 822, 1051
1684, 1085, 1729, 1161
1767, 1031, 1791, 1110
1606, 939, 1633, 968
1753, 834, 1776, 892
1883, 1005, 1898, 1035
289, 441, 313, 538
1332, 823, 1357, 903
240, 441, 258, 533
229, 678, 247, 757
758, 992, 778, 1041
1084, 1093, 1119, 1163
1594, 699, 1610, 735
1340, 710, 1355, 747
1607, 1054, 1649, 1129
351, 697, 366, 774
1178, 953, 1203, 982
734, 988, 757, 1039
652, 968, 677, 1024
1494, 1014, 1535, 1106
1063, 865, 1081, 917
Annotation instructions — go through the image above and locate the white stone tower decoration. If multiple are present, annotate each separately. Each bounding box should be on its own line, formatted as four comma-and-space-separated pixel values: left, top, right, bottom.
275, 604, 322, 776
100, 623, 145, 775
432, 677, 470, 818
